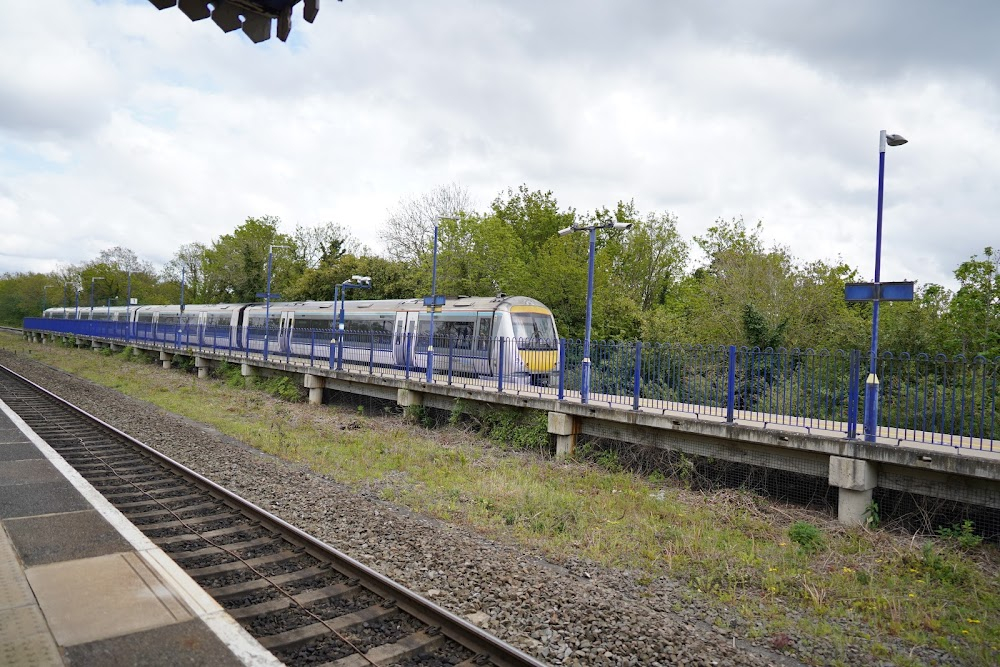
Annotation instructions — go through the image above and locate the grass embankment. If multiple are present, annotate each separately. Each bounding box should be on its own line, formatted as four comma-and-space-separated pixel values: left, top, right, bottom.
3, 337, 998, 666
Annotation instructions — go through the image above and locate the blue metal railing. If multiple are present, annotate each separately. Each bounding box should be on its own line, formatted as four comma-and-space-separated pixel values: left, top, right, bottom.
23, 318, 998, 451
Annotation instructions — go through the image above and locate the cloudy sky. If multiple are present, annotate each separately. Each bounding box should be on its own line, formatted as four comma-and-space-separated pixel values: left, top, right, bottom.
1, 0, 997, 291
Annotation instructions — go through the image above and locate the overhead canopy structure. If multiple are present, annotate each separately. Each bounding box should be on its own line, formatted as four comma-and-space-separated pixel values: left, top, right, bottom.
148, 0, 331, 43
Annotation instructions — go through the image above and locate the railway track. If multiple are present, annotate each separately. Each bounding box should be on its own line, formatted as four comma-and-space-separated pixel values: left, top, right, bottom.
0, 363, 546, 667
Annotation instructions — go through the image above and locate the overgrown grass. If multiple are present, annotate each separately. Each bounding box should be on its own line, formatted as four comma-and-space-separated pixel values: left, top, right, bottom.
3, 335, 998, 666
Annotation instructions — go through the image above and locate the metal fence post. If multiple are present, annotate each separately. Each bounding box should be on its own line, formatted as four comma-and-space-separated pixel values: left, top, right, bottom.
309, 331, 315, 367
726, 345, 737, 423
497, 337, 504, 393
633, 342, 642, 411
558, 339, 566, 400
847, 349, 860, 440
369, 332, 375, 374
447, 336, 454, 385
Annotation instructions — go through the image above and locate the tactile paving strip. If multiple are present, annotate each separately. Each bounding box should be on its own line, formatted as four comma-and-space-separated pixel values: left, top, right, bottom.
0, 526, 34, 609
0, 605, 62, 666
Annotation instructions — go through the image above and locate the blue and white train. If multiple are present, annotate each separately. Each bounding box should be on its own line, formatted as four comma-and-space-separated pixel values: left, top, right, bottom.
43, 295, 560, 385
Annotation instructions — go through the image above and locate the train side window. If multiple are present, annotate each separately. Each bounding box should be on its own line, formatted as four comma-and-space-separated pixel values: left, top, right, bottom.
476, 317, 493, 351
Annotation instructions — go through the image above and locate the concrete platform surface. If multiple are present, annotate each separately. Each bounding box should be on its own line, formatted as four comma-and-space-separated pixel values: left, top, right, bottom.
0, 398, 281, 666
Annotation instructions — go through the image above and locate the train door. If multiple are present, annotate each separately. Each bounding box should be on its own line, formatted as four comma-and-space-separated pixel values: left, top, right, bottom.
393, 311, 418, 367
279, 312, 294, 356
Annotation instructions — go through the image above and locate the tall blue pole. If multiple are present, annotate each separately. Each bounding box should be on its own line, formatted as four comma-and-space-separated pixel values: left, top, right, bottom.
264, 250, 273, 361
63, 284, 67, 308
75, 288, 80, 320
337, 284, 346, 370
90, 279, 96, 318
126, 271, 132, 342
426, 225, 439, 383
581, 227, 597, 404
864, 131, 888, 442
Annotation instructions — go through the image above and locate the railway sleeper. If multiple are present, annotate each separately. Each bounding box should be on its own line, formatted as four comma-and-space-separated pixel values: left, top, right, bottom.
186, 548, 306, 578
123, 501, 222, 520
258, 603, 397, 651
116, 492, 205, 509
137, 511, 243, 531
330, 629, 447, 667
168, 535, 279, 559
207, 564, 330, 599
228, 582, 360, 620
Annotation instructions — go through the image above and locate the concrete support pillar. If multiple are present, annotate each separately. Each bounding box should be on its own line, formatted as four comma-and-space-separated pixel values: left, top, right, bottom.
195, 357, 210, 380
91, 340, 102, 350
397, 388, 424, 408
132, 346, 141, 356
829, 456, 878, 526
241, 362, 257, 388
109, 343, 120, 352
159, 351, 173, 370
548, 411, 579, 458
304, 374, 326, 406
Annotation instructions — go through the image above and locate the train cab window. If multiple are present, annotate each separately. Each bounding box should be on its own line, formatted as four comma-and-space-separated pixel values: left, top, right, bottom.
511, 312, 557, 350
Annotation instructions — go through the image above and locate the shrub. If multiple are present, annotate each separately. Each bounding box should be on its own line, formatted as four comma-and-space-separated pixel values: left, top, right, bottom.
789, 521, 825, 554
936, 520, 983, 549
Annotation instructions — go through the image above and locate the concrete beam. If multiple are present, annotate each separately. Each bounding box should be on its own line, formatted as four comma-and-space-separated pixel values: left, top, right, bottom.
159, 350, 173, 369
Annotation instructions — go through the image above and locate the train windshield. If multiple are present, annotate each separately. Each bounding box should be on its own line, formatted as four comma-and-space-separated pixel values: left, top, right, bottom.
511, 312, 557, 350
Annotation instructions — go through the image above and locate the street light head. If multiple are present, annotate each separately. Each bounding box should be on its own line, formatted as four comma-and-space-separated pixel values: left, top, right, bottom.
351, 275, 372, 284
557, 226, 576, 236
611, 222, 633, 231
886, 134, 907, 147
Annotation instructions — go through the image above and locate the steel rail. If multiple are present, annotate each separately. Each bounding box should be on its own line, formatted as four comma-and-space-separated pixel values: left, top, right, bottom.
0, 363, 547, 667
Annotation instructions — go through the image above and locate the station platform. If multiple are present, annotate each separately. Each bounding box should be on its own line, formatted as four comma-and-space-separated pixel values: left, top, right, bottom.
0, 401, 281, 666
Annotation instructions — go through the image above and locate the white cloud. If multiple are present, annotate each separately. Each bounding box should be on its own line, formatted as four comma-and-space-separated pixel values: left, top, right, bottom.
2, 0, 999, 295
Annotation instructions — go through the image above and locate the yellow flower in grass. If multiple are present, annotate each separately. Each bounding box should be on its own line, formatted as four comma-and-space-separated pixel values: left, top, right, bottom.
908, 593, 916, 598
842, 567, 854, 574
966, 618, 981, 624
961, 630, 969, 635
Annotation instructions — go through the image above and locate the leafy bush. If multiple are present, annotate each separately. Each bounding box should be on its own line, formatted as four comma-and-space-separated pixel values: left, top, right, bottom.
256, 376, 302, 402
936, 520, 983, 549
789, 521, 825, 554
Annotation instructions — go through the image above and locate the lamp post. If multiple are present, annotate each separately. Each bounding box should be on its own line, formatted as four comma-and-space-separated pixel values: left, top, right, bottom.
74, 285, 81, 320
42, 285, 54, 313
337, 275, 372, 370
63, 284, 68, 308
125, 271, 132, 342
864, 130, 908, 442
425, 217, 456, 382
89, 277, 105, 318
262, 244, 290, 361
558, 219, 632, 404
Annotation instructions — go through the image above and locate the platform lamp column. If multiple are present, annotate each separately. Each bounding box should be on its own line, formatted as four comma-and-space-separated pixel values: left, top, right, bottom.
42, 285, 54, 313
89, 276, 105, 319
864, 130, 908, 442
125, 271, 132, 342
262, 244, 290, 361
557, 219, 632, 404
74, 285, 80, 320
426, 217, 456, 383
337, 276, 372, 371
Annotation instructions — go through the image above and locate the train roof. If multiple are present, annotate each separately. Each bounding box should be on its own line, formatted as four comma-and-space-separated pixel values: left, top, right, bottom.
242, 295, 550, 313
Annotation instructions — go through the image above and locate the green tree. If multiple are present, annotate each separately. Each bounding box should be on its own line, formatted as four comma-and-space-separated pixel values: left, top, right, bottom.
947, 247, 1000, 358
201, 216, 299, 303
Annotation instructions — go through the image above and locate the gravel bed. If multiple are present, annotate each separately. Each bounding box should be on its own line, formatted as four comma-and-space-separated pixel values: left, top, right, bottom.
4, 350, 942, 667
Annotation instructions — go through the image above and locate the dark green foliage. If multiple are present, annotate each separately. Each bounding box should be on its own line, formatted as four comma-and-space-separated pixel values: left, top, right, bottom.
936, 520, 983, 549
255, 376, 302, 402
789, 521, 825, 553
